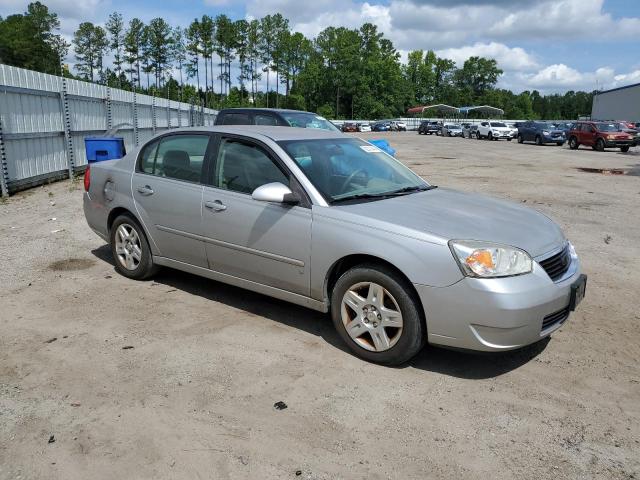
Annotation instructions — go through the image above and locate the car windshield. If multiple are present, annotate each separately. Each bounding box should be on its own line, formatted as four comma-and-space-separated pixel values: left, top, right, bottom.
490, 122, 507, 127
278, 138, 431, 203
596, 123, 620, 132
281, 112, 340, 132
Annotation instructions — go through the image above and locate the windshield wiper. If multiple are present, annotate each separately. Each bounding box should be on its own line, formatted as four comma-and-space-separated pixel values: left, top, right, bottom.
331, 185, 437, 204
386, 185, 437, 195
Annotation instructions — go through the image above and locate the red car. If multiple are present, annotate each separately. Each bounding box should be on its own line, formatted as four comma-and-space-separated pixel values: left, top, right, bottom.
341, 122, 358, 133
568, 121, 634, 152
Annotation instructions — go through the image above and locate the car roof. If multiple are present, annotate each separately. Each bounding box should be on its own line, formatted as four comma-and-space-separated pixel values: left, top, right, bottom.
217, 108, 317, 115
161, 125, 346, 141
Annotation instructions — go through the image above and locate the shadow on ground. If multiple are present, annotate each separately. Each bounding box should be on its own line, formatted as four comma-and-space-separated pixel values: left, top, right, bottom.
92, 244, 548, 380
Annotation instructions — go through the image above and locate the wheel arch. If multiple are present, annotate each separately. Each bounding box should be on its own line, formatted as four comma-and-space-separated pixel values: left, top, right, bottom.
324, 254, 426, 321
107, 206, 160, 255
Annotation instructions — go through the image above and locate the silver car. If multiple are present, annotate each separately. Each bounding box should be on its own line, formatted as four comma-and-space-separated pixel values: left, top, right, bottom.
83, 126, 587, 365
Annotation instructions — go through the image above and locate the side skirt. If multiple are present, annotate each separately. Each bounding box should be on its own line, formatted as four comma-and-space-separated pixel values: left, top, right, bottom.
153, 256, 329, 313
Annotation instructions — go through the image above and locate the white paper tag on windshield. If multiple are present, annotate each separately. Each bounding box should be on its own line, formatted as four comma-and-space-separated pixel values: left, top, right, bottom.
360, 145, 382, 153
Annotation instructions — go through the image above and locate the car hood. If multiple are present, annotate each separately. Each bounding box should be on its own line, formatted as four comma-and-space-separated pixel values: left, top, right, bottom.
333, 188, 565, 258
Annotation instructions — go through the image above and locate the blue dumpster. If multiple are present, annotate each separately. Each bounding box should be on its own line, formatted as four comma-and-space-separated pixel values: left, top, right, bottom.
369, 139, 396, 157
84, 137, 126, 163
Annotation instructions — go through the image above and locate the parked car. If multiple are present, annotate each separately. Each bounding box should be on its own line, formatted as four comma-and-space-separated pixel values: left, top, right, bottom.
394, 121, 407, 132
441, 124, 464, 137
617, 122, 639, 146
84, 125, 586, 365
341, 122, 358, 133
418, 121, 440, 135
372, 122, 390, 132
463, 124, 478, 139
517, 121, 566, 146
568, 121, 634, 152
476, 121, 513, 140
358, 123, 372, 133
214, 108, 340, 132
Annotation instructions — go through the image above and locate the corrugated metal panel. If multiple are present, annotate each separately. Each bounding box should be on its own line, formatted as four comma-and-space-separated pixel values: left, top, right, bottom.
0, 64, 217, 193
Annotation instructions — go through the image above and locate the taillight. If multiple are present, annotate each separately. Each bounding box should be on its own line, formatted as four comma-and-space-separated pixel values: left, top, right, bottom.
84, 165, 91, 192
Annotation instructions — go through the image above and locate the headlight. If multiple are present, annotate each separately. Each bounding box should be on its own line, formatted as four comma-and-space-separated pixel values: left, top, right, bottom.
449, 240, 533, 278
542, 130, 550, 136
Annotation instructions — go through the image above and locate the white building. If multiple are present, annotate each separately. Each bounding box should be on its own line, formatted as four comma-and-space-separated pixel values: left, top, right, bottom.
591, 83, 640, 122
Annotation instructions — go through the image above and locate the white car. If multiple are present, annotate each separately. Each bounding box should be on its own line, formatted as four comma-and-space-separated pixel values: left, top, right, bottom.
395, 121, 407, 131
358, 123, 372, 132
476, 121, 514, 141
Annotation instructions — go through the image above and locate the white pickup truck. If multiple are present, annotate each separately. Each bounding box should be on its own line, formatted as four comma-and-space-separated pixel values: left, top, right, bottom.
476, 121, 516, 141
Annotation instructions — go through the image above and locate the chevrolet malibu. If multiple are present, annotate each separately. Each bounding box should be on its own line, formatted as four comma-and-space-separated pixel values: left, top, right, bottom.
83, 126, 587, 365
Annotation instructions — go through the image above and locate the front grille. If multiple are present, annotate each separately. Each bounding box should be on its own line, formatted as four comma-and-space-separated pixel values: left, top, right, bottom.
542, 306, 570, 331
539, 245, 571, 281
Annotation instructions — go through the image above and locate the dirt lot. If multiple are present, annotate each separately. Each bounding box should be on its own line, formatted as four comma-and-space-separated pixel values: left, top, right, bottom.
1, 133, 639, 480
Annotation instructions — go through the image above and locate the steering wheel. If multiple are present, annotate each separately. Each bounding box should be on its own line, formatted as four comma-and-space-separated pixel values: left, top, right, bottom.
339, 168, 368, 193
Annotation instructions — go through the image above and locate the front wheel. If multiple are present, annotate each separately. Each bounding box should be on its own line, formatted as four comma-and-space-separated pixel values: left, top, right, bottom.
569, 137, 579, 149
535, 135, 543, 146
517, 134, 523, 144
557, 142, 564, 146
331, 265, 425, 365
621, 146, 630, 152
110, 214, 158, 280
595, 138, 605, 151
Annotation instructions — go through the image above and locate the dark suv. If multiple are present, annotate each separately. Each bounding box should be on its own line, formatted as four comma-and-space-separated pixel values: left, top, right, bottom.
568, 121, 634, 152
418, 121, 440, 135
214, 108, 339, 132
517, 121, 566, 146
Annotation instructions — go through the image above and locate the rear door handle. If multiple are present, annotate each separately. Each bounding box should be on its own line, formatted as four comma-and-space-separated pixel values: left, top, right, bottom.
204, 200, 227, 212
137, 185, 154, 196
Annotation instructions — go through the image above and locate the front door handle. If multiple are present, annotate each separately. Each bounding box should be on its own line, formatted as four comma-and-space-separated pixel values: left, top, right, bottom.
137, 185, 154, 196
204, 200, 227, 212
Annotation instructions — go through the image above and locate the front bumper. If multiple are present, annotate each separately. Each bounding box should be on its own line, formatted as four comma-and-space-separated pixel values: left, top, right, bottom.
604, 139, 634, 148
415, 253, 582, 352
543, 135, 565, 143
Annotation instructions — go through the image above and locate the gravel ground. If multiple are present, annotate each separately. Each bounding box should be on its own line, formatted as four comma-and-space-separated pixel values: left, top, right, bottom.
1, 133, 639, 480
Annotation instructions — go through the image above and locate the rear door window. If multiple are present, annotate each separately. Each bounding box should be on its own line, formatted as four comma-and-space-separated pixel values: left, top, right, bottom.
221, 113, 251, 125
254, 114, 279, 126
140, 134, 210, 183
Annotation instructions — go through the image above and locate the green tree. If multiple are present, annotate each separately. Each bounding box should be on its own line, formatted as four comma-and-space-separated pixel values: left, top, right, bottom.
73, 22, 107, 82
0, 2, 64, 74
106, 12, 125, 87
124, 18, 145, 88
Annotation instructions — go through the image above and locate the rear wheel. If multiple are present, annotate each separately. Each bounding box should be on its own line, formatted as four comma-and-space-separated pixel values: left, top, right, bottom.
488, 132, 493, 140
569, 137, 579, 149
595, 138, 605, 151
331, 265, 425, 365
557, 142, 564, 146
621, 146, 630, 152
110, 214, 158, 280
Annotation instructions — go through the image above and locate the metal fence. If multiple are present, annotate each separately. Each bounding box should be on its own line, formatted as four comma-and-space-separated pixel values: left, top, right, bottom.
0, 64, 218, 197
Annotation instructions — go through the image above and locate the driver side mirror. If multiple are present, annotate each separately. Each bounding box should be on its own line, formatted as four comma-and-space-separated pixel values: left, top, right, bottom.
251, 182, 299, 204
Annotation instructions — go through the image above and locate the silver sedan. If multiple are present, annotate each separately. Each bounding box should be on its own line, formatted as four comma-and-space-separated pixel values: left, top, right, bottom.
83, 126, 586, 365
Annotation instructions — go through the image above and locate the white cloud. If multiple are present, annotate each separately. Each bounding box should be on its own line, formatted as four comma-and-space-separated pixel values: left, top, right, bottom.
436, 42, 539, 72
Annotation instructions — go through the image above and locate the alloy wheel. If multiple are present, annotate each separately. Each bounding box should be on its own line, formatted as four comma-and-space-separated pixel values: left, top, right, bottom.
340, 281, 403, 352
114, 223, 142, 271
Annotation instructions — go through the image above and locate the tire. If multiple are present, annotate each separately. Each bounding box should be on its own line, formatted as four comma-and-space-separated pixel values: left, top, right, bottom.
110, 214, 158, 280
535, 135, 543, 146
507, 138, 512, 142
476, 132, 482, 140
569, 137, 579, 149
595, 138, 605, 151
330, 264, 426, 365
557, 142, 564, 146
488, 132, 493, 141
620, 146, 630, 152
517, 134, 523, 144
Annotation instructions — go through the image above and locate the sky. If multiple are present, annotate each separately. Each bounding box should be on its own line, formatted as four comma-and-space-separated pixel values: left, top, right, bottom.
2, 0, 640, 94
